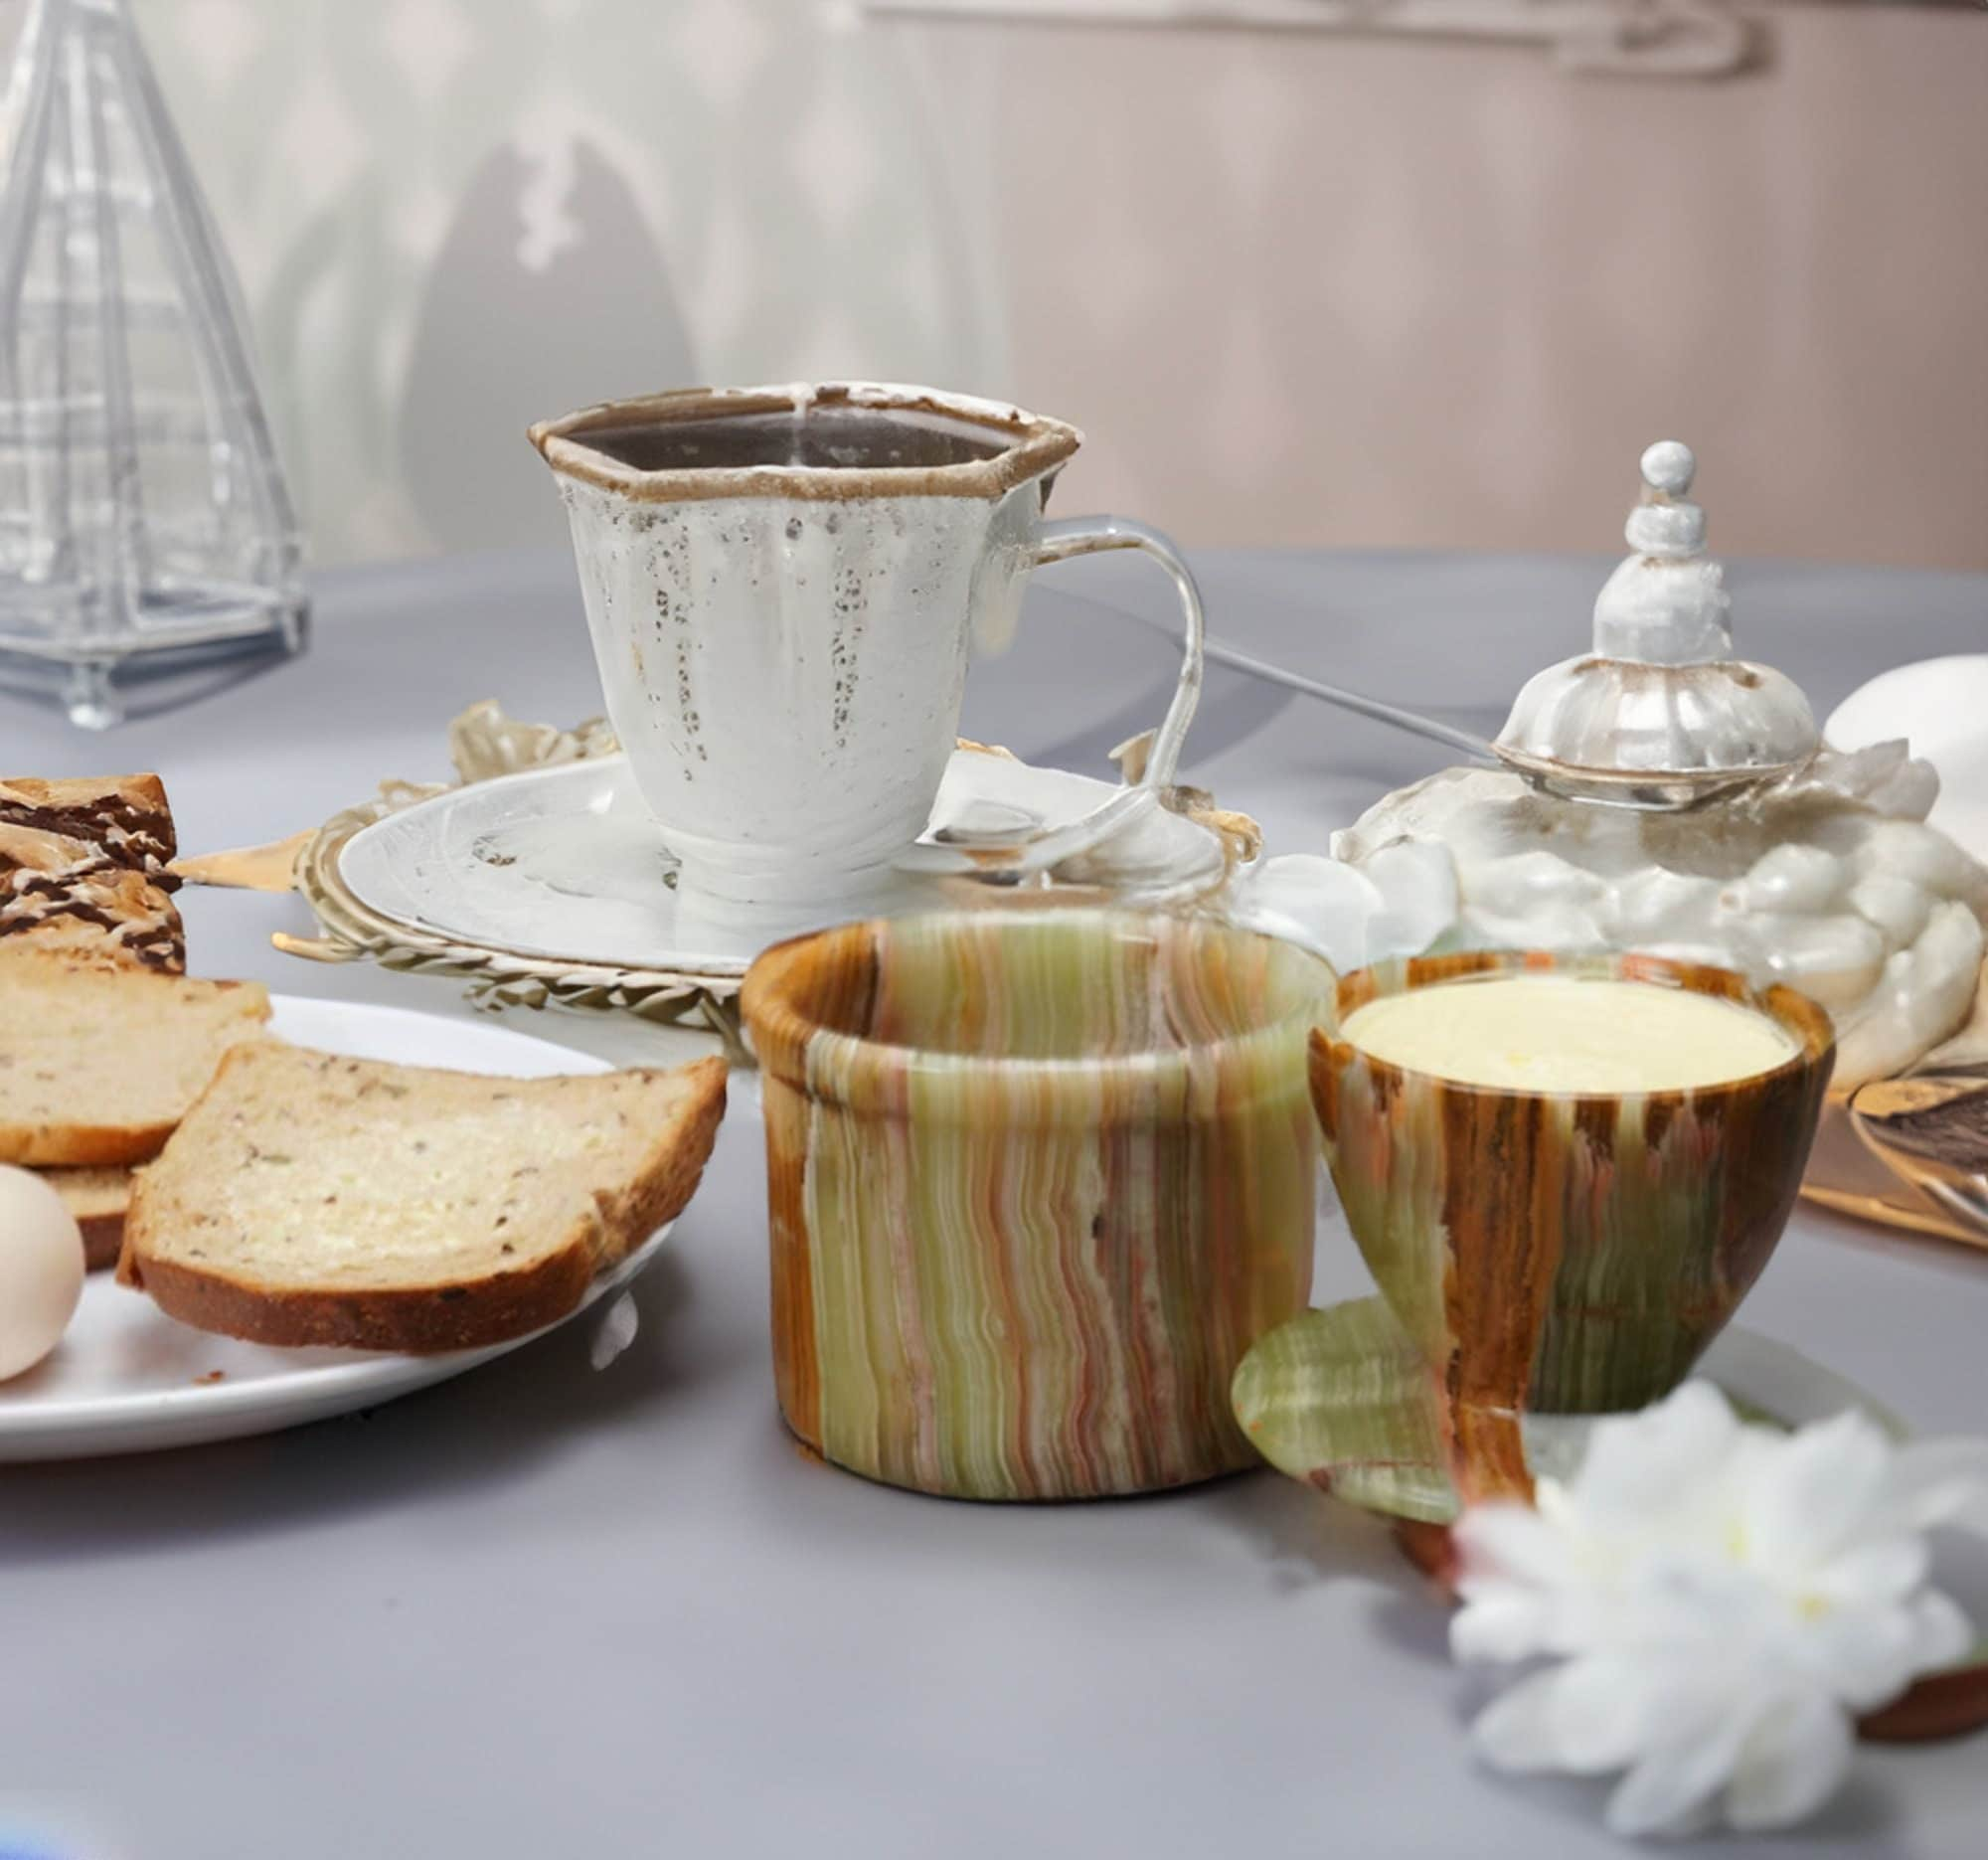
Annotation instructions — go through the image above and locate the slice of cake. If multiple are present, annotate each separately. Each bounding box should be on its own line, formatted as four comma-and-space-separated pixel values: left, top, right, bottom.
0, 773, 184, 972
0, 954, 271, 1165
120, 1046, 729, 1353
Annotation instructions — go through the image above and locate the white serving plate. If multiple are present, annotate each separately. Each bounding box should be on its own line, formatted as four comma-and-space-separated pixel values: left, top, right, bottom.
0, 996, 675, 1462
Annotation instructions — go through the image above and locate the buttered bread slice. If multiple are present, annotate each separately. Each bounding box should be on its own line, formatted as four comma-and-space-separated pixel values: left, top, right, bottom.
0, 954, 271, 1165
120, 1045, 729, 1353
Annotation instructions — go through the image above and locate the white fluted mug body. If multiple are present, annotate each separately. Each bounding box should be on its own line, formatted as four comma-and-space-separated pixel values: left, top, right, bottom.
556, 474, 1038, 905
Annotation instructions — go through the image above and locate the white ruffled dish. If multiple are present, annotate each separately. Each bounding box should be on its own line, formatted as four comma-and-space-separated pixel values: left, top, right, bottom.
0, 998, 676, 1462
1829, 654, 1988, 867
337, 747, 1229, 979
1229, 743, 1988, 1097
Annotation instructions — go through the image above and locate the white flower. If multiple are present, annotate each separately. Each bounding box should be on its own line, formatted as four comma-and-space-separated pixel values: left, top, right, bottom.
1450, 1382, 1988, 1839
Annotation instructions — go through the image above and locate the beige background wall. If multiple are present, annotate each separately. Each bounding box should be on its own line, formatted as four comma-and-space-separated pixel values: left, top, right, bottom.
970, 8, 1988, 569
93, 2, 1988, 569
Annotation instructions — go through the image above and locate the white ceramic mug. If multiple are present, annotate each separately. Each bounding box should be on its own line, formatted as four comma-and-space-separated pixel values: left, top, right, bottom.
530, 383, 1204, 907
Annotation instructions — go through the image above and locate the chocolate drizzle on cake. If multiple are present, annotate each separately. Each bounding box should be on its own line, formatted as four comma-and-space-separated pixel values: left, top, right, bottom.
0, 775, 186, 973
0, 775, 179, 877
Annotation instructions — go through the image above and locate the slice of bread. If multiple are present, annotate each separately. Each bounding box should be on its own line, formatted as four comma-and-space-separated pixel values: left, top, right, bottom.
0, 955, 271, 1166
43, 1165, 133, 1271
119, 1045, 729, 1353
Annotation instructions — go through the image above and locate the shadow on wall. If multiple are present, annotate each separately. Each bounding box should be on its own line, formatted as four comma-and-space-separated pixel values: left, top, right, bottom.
399, 140, 694, 554
132, 0, 1002, 568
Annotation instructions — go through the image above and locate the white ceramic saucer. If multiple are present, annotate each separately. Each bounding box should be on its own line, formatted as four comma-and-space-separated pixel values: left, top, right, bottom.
336, 748, 1229, 980
0, 998, 676, 1462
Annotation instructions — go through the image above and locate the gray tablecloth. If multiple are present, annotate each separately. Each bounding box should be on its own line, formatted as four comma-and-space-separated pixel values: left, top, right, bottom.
3, 549, 1985, 1859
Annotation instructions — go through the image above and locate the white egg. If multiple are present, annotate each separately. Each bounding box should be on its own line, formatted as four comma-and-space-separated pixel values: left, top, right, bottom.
0, 1163, 86, 1381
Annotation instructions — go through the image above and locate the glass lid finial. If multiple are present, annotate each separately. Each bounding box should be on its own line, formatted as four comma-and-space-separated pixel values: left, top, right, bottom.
1491, 440, 1820, 808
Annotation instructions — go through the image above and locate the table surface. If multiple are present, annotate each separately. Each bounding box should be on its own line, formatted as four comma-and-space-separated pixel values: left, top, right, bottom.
4, 548, 1987, 1859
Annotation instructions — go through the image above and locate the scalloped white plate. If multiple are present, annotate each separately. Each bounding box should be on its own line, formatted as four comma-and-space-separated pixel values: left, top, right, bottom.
0, 997, 675, 1462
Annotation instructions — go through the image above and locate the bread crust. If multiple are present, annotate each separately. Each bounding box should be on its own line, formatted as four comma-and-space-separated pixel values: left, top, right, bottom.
124, 1243, 599, 1354
120, 1054, 729, 1354
77, 1204, 127, 1273
2, 1120, 178, 1168
41, 1166, 134, 1271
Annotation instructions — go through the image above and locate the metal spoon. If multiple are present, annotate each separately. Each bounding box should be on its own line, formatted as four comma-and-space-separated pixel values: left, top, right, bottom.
1190, 631, 1803, 814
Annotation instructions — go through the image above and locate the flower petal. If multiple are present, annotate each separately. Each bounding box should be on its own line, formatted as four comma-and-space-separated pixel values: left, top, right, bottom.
1602, 1694, 1758, 1840
1870, 1437, 1988, 1538
1904, 1588, 1978, 1677
1740, 1408, 1890, 1572
1454, 1501, 1576, 1591
1805, 1598, 1940, 1717
1471, 1660, 1680, 1776
1547, 1653, 1732, 1775
1470, 1667, 1577, 1775
1572, 1383, 1740, 1532
1596, 1554, 1776, 1660
1809, 1535, 1929, 1609
1725, 1690, 1854, 1832
1451, 1589, 1561, 1665
1631, 1793, 1724, 1841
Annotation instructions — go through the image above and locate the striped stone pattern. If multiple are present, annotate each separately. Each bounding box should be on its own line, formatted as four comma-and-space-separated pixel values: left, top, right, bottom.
745, 910, 1331, 1500
1311, 949, 1836, 1503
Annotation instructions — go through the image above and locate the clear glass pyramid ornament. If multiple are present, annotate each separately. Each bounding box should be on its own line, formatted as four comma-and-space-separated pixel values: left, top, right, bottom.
0, 0, 305, 729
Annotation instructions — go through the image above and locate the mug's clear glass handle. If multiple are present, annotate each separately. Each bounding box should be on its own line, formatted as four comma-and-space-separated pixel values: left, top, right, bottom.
965, 516, 1207, 885
1034, 515, 1206, 792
